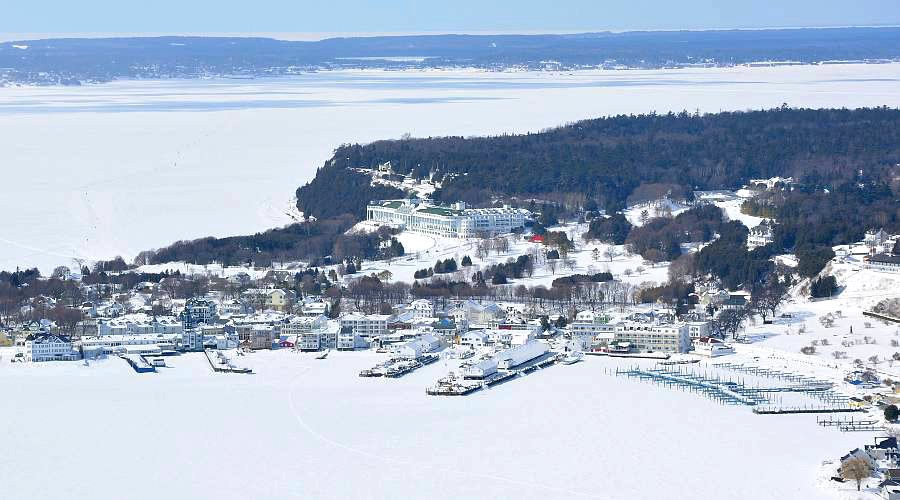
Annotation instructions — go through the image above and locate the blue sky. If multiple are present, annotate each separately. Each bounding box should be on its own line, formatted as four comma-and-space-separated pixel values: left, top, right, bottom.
2, 0, 899, 35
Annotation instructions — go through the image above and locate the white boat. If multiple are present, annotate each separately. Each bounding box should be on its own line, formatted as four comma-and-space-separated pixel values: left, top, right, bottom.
562, 351, 584, 365
693, 337, 736, 357
316, 349, 330, 360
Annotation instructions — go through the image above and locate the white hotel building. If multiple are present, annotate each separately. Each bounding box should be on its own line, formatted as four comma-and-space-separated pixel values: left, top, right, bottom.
570, 314, 692, 354
25, 333, 81, 362
613, 321, 691, 353
366, 199, 530, 238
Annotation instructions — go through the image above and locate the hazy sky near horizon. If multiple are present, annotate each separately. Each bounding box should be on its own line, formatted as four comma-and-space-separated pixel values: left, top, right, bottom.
2, 0, 899, 35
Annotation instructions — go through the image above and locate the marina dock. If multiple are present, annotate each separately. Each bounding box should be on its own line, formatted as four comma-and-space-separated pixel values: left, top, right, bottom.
205, 349, 253, 374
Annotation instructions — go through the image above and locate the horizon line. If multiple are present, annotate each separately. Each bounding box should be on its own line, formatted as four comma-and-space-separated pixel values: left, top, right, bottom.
3, 24, 900, 43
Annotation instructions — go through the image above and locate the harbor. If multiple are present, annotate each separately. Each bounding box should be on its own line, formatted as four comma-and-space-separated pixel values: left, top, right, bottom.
614, 361, 855, 413
427, 341, 565, 396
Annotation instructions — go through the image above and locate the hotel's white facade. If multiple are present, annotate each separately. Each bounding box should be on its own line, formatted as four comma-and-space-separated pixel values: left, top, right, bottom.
366, 199, 529, 238
613, 321, 691, 353
25, 333, 80, 362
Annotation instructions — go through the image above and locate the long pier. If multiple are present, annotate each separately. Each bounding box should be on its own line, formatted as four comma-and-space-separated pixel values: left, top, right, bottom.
816, 416, 883, 432
617, 366, 764, 405
712, 362, 849, 407
753, 406, 863, 415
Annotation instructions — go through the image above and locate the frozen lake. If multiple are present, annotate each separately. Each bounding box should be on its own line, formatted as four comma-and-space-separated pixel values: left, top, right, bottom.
3, 64, 900, 272
0, 349, 866, 499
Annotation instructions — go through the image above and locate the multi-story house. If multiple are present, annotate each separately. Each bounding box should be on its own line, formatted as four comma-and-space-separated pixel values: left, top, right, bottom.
339, 313, 389, 339
409, 299, 434, 320
25, 333, 80, 362
241, 288, 297, 312
180, 298, 217, 330
747, 219, 775, 249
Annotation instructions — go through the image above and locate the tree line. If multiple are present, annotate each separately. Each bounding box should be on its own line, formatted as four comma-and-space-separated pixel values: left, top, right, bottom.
297, 107, 900, 218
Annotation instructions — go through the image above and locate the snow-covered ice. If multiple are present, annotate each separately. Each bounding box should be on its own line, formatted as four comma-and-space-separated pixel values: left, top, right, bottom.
4, 64, 900, 272
0, 348, 867, 499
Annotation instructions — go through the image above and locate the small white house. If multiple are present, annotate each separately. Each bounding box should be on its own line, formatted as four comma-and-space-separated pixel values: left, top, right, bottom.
395, 341, 424, 360
460, 330, 489, 348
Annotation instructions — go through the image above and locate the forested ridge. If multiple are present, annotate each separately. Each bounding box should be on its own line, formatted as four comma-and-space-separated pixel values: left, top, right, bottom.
297, 107, 900, 219
83, 107, 900, 279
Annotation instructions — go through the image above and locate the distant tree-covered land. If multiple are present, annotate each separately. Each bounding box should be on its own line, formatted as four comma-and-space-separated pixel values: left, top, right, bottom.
3, 28, 900, 85
298, 106, 900, 222
136, 215, 404, 268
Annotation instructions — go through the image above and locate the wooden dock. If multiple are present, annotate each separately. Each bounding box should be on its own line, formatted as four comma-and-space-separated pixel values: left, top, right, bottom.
753, 406, 863, 415
587, 351, 671, 360
205, 349, 252, 374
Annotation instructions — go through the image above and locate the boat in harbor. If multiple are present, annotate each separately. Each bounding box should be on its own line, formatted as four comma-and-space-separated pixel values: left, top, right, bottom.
562, 351, 584, 365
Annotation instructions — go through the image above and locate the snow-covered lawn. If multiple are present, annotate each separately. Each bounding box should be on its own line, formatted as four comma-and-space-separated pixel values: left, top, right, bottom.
0, 348, 868, 499
357, 223, 669, 288
744, 267, 900, 381
717, 196, 765, 229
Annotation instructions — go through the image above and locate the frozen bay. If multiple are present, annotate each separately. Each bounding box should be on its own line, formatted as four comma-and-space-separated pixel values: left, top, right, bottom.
2, 64, 900, 271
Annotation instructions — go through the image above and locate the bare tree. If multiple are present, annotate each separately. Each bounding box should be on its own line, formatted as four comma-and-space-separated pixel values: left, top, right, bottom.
751, 279, 787, 323
51, 266, 71, 280
668, 253, 696, 283
547, 259, 558, 275
840, 456, 872, 491
603, 248, 615, 262
718, 307, 748, 339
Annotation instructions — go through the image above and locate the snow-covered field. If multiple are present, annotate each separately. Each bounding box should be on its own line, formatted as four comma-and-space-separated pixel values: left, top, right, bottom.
0, 347, 868, 500
359, 222, 669, 288
744, 259, 900, 379
4, 64, 900, 272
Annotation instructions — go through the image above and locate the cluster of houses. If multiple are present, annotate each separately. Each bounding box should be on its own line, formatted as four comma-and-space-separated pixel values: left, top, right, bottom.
837, 436, 900, 498
10, 286, 728, 363
863, 229, 900, 274
831, 228, 900, 274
